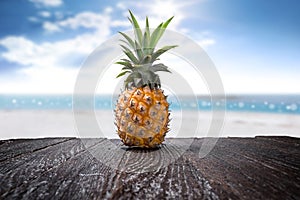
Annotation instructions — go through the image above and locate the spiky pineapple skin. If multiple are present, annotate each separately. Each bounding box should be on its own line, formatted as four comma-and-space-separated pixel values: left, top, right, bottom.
115, 86, 169, 148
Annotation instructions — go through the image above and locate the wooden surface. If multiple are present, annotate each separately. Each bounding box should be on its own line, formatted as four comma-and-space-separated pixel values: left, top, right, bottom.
0, 137, 299, 200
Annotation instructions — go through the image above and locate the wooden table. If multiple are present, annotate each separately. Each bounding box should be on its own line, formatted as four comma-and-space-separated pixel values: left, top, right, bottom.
0, 137, 299, 199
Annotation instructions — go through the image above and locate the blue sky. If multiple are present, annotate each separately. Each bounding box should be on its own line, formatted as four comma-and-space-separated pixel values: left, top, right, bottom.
0, 0, 299, 94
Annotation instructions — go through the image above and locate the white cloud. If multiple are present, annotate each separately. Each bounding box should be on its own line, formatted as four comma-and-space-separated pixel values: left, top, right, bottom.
29, 0, 63, 7
54, 11, 64, 20
39, 11, 51, 18
43, 11, 130, 33
116, 2, 126, 10
1, 37, 41, 66
198, 39, 216, 48
43, 21, 61, 32
111, 20, 130, 27
28, 16, 39, 22
104, 7, 113, 14
0, 29, 110, 68
58, 12, 111, 30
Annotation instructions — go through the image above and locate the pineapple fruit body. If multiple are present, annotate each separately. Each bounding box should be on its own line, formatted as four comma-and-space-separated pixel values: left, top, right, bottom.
115, 87, 169, 148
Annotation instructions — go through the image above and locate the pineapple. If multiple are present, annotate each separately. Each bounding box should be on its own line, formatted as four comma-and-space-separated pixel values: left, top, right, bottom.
115, 10, 177, 148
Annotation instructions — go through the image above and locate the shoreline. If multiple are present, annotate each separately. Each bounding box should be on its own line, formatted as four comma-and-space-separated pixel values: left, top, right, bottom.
1, 110, 299, 140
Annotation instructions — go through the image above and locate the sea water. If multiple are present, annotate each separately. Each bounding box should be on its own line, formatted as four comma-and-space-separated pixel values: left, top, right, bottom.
0, 95, 299, 115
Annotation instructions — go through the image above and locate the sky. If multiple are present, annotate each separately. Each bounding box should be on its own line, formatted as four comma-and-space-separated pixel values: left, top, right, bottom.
0, 0, 299, 94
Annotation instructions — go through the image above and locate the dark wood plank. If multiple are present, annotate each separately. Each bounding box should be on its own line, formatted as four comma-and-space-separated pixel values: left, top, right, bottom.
0, 138, 72, 162
0, 139, 218, 199
0, 140, 6, 146
0, 137, 299, 200
227, 137, 300, 170
0, 138, 104, 198
186, 138, 300, 200
256, 136, 300, 145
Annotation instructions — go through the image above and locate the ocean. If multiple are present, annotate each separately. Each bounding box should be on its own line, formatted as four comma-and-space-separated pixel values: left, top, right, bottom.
0, 95, 299, 115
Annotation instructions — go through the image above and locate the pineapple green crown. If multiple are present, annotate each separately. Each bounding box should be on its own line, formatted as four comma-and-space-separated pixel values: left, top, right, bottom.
116, 10, 177, 89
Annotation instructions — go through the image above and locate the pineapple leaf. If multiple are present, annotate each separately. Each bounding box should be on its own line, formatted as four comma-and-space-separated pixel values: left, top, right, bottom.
145, 17, 150, 37
145, 17, 151, 45
153, 73, 161, 88
128, 10, 143, 46
127, 17, 132, 24
116, 11, 177, 89
134, 40, 144, 61
120, 44, 132, 52
162, 16, 174, 29
151, 45, 178, 62
116, 71, 130, 78
142, 71, 161, 89
143, 32, 150, 55
125, 72, 141, 88
151, 63, 171, 73
121, 66, 132, 71
143, 17, 151, 55
136, 70, 154, 87
123, 51, 139, 64
156, 16, 174, 44
124, 74, 132, 88
141, 55, 152, 64
134, 77, 143, 87
149, 16, 174, 53
115, 61, 133, 69
149, 23, 163, 52
119, 39, 133, 50
121, 58, 131, 62
120, 45, 139, 64
119, 32, 135, 49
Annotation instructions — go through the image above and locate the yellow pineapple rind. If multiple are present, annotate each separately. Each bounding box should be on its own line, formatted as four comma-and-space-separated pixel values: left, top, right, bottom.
115, 87, 170, 148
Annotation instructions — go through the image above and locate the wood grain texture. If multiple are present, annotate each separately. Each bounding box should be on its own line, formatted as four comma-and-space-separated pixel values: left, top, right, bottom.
0, 138, 71, 162
0, 137, 299, 200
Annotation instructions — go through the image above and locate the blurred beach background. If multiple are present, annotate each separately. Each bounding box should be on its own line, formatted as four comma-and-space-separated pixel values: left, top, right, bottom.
0, 0, 299, 139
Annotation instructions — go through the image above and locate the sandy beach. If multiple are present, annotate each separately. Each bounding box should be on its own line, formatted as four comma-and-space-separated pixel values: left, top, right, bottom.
0, 110, 299, 140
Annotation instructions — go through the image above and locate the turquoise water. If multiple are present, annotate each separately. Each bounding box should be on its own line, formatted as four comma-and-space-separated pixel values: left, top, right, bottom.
0, 95, 299, 114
